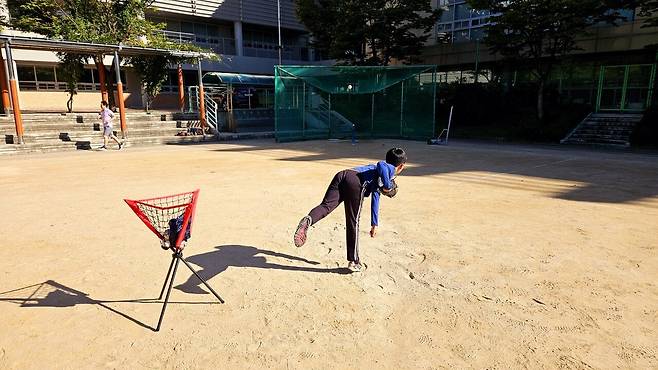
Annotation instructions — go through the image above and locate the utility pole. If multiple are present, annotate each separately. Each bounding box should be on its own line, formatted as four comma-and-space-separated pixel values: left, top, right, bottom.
474, 38, 480, 83
277, 0, 282, 65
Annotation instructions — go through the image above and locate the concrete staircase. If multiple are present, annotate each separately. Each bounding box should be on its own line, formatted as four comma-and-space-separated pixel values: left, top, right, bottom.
561, 112, 643, 148
0, 111, 212, 155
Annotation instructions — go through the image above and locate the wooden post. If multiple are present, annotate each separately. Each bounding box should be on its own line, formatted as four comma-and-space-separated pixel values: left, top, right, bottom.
0, 51, 11, 114
5, 43, 23, 144
177, 64, 185, 112
197, 59, 206, 131
113, 51, 127, 139
97, 58, 109, 102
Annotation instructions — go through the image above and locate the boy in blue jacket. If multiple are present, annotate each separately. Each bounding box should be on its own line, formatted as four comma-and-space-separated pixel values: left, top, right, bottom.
294, 148, 407, 272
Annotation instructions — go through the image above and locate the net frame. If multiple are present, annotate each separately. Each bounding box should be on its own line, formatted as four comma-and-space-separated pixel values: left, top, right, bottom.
274, 65, 438, 142
124, 189, 200, 251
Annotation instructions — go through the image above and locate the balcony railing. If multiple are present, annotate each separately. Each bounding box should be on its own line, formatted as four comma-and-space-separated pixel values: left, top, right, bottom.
244, 42, 310, 61
159, 29, 196, 44
158, 30, 236, 55
18, 81, 127, 92
158, 30, 314, 61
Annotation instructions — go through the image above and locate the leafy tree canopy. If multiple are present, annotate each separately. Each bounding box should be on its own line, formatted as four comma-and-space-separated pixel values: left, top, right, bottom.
295, 0, 440, 65
466, 0, 631, 119
5, 0, 212, 111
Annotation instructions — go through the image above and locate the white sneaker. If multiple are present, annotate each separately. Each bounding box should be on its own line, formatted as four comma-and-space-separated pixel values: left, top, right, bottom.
98, 146, 107, 151
348, 261, 365, 272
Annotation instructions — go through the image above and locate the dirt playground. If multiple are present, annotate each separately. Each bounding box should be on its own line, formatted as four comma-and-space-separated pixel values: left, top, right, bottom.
0, 139, 657, 369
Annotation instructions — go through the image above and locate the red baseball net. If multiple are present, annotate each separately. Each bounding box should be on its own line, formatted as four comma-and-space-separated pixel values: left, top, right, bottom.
124, 189, 199, 251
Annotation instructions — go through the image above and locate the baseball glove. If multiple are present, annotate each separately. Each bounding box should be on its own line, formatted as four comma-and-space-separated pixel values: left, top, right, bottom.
383, 179, 398, 198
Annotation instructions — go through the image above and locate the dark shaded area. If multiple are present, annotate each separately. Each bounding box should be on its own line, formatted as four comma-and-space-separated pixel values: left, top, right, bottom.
0, 280, 156, 330
436, 83, 591, 143
176, 245, 351, 294
631, 107, 658, 149
211, 140, 658, 204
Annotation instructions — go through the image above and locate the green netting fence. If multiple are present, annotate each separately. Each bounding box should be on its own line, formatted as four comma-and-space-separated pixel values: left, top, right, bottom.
275, 65, 437, 142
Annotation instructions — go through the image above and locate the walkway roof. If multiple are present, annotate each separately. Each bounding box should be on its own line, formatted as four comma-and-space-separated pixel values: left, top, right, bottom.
0, 35, 207, 58
203, 72, 274, 86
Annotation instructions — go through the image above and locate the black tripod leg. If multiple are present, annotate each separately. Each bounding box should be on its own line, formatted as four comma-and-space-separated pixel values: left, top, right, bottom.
158, 255, 177, 300
180, 257, 225, 304
155, 256, 180, 332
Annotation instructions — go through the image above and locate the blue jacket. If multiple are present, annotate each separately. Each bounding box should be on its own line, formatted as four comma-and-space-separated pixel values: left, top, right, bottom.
353, 161, 395, 226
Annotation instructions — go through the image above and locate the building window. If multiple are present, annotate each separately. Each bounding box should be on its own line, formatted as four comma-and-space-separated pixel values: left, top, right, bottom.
470, 27, 486, 41
35, 66, 57, 90
455, 3, 471, 20
242, 26, 310, 61
17, 66, 37, 90
618, 8, 635, 22
453, 29, 470, 43
77, 68, 95, 91
152, 17, 236, 55
440, 5, 454, 23
160, 69, 199, 93
17, 64, 128, 92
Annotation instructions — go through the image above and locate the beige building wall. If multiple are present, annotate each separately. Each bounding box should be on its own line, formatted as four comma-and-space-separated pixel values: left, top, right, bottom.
18, 91, 137, 112
10, 64, 183, 112
122, 69, 184, 111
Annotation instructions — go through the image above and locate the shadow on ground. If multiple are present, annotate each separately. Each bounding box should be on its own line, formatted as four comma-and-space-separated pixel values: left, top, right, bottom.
0, 246, 348, 330
208, 140, 658, 205
0, 280, 160, 330
175, 245, 351, 294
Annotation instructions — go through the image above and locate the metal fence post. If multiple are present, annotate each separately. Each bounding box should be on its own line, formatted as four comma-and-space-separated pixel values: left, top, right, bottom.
400, 81, 404, 137
371, 93, 375, 137
432, 66, 437, 138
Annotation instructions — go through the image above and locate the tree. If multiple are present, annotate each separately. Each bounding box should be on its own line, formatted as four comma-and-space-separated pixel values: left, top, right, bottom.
632, 0, 658, 27
128, 55, 169, 113
466, 0, 630, 120
5, 0, 206, 111
295, 0, 440, 65
57, 53, 86, 113
636, 0, 658, 27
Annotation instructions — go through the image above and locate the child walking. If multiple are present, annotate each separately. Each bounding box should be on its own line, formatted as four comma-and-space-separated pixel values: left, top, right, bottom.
98, 101, 123, 150
294, 147, 407, 272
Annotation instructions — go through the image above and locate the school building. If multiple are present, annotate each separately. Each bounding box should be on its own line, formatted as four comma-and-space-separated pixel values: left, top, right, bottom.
421, 1, 658, 114
0, 0, 328, 113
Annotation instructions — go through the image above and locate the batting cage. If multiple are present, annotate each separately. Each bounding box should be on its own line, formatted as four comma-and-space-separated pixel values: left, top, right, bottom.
274, 65, 437, 142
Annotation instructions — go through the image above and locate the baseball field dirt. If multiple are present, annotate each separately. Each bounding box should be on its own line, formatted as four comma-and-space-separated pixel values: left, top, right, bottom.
0, 140, 656, 369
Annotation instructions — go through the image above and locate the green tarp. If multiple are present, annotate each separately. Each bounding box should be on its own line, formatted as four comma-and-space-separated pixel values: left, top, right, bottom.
203, 72, 274, 86
275, 65, 437, 142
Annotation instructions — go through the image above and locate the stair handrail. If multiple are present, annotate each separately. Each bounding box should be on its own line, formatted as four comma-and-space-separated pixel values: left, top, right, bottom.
561, 112, 592, 144
186, 86, 219, 136
187, 86, 199, 113
204, 92, 219, 134
315, 96, 354, 131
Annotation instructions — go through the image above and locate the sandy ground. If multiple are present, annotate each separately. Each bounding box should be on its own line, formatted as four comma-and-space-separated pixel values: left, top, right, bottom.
0, 139, 657, 369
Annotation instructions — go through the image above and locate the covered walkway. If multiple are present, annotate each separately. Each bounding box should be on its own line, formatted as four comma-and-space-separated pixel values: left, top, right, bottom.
0, 35, 211, 144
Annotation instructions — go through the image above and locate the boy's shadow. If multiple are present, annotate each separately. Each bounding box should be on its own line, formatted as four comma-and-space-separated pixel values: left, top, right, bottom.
176, 245, 351, 294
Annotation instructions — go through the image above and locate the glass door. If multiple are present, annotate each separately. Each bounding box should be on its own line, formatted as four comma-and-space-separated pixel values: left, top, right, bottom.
597, 66, 625, 111
597, 64, 656, 112
625, 64, 654, 111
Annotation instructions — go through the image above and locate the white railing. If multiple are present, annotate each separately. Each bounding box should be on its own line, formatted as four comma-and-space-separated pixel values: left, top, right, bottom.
561, 112, 592, 144
158, 30, 316, 60
204, 95, 220, 131
308, 96, 354, 136
158, 30, 196, 44
187, 86, 219, 135
243, 43, 309, 61
158, 30, 236, 55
